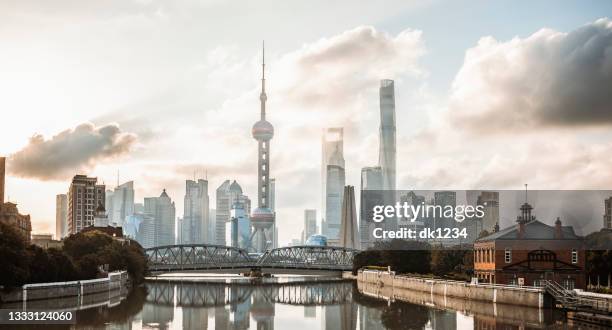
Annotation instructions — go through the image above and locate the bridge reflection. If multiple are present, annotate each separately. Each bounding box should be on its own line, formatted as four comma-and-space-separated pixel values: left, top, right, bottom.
145, 279, 354, 307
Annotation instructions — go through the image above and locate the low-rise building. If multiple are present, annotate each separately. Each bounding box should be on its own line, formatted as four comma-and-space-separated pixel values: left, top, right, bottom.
31, 233, 63, 249
0, 202, 32, 243
474, 202, 585, 289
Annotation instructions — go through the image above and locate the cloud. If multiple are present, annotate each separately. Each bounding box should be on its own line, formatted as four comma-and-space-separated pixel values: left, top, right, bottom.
449, 18, 612, 132
9, 123, 136, 180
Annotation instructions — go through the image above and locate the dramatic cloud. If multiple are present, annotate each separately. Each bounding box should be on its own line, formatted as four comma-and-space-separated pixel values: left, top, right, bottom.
449, 18, 612, 132
275, 26, 425, 124
9, 123, 136, 180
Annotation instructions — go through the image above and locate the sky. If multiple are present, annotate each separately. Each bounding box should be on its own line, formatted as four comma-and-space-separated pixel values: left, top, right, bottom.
1, 0, 611, 245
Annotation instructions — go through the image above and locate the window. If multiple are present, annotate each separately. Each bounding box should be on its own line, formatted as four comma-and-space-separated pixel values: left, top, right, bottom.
563, 278, 576, 290
505, 248, 512, 263
572, 249, 578, 264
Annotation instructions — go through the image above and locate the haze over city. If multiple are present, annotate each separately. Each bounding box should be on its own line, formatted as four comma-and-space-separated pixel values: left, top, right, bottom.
1, 0, 611, 245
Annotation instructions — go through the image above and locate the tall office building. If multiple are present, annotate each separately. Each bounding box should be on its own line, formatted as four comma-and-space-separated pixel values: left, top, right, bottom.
477, 191, 499, 233
105, 181, 135, 227
55, 194, 68, 239
124, 212, 155, 248
144, 189, 176, 247
227, 203, 251, 249
339, 185, 360, 249
378, 79, 396, 191
321, 127, 345, 244
216, 180, 250, 246
250, 44, 276, 253
302, 209, 317, 243
183, 179, 210, 244
67, 175, 105, 234
0, 157, 4, 204
359, 166, 383, 247
604, 197, 612, 229
434, 191, 457, 232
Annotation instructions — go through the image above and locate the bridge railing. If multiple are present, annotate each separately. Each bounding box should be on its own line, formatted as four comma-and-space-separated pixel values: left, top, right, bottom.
146, 244, 359, 272
146, 244, 256, 271
256, 245, 359, 270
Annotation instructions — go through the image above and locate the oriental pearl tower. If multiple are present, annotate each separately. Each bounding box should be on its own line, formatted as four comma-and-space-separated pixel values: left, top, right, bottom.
250, 43, 275, 253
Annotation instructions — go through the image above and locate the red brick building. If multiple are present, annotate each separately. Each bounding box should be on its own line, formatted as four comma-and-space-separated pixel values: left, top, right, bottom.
474, 202, 585, 289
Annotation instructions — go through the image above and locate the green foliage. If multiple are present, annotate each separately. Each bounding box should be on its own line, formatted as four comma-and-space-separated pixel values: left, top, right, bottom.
430, 245, 472, 276
585, 230, 612, 287
353, 239, 431, 275
0, 221, 30, 289
63, 230, 148, 284
0, 226, 148, 288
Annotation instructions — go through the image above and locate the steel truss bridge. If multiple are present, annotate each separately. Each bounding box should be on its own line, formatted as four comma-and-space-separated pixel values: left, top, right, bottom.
145, 244, 358, 274
146, 279, 354, 307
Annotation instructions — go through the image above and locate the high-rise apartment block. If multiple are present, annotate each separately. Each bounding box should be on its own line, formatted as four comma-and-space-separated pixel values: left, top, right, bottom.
67, 175, 105, 234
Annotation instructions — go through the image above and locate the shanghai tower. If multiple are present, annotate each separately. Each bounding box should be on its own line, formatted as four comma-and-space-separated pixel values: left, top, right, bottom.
378, 79, 396, 191
250, 43, 275, 252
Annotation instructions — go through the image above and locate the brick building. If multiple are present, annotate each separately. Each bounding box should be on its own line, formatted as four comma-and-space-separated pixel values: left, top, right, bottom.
474, 201, 585, 289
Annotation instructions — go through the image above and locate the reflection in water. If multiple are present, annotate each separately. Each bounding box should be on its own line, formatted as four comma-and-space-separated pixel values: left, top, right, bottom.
0, 276, 582, 329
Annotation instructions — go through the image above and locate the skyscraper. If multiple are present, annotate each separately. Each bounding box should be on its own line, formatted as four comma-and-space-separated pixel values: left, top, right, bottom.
339, 185, 360, 249
105, 181, 135, 227
228, 203, 251, 249
183, 179, 210, 244
477, 191, 499, 233
216, 180, 250, 246
0, 157, 4, 204
604, 197, 612, 229
378, 79, 396, 191
322, 127, 345, 244
55, 194, 68, 239
144, 189, 176, 247
434, 191, 457, 232
303, 209, 317, 243
359, 166, 383, 247
67, 175, 105, 234
250, 43, 275, 253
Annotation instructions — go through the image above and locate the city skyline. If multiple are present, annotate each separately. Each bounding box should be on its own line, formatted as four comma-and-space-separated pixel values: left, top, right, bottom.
1, 2, 612, 245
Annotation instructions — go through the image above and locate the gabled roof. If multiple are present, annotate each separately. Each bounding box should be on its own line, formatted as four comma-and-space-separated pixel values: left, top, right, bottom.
476, 220, 581, 242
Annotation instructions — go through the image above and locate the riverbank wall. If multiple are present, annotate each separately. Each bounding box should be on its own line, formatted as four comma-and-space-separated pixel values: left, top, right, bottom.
357, 270, 551, 308
0, 271, 129, 305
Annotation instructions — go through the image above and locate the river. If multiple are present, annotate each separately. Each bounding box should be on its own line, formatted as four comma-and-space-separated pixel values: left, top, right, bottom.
0, 274, 579, 329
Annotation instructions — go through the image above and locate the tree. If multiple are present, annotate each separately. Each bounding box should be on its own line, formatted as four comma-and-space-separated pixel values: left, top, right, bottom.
63, 230, 148, 283
353, 239, 431, 275
0, 221, 30, 288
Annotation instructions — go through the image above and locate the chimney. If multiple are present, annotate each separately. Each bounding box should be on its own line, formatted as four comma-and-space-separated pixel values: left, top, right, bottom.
518, 221, 526, 238
554, 217, 563, 239
0, 157, 5, 204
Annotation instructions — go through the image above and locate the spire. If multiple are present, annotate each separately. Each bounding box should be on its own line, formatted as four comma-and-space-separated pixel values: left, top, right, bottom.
260, 40, 267, 120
